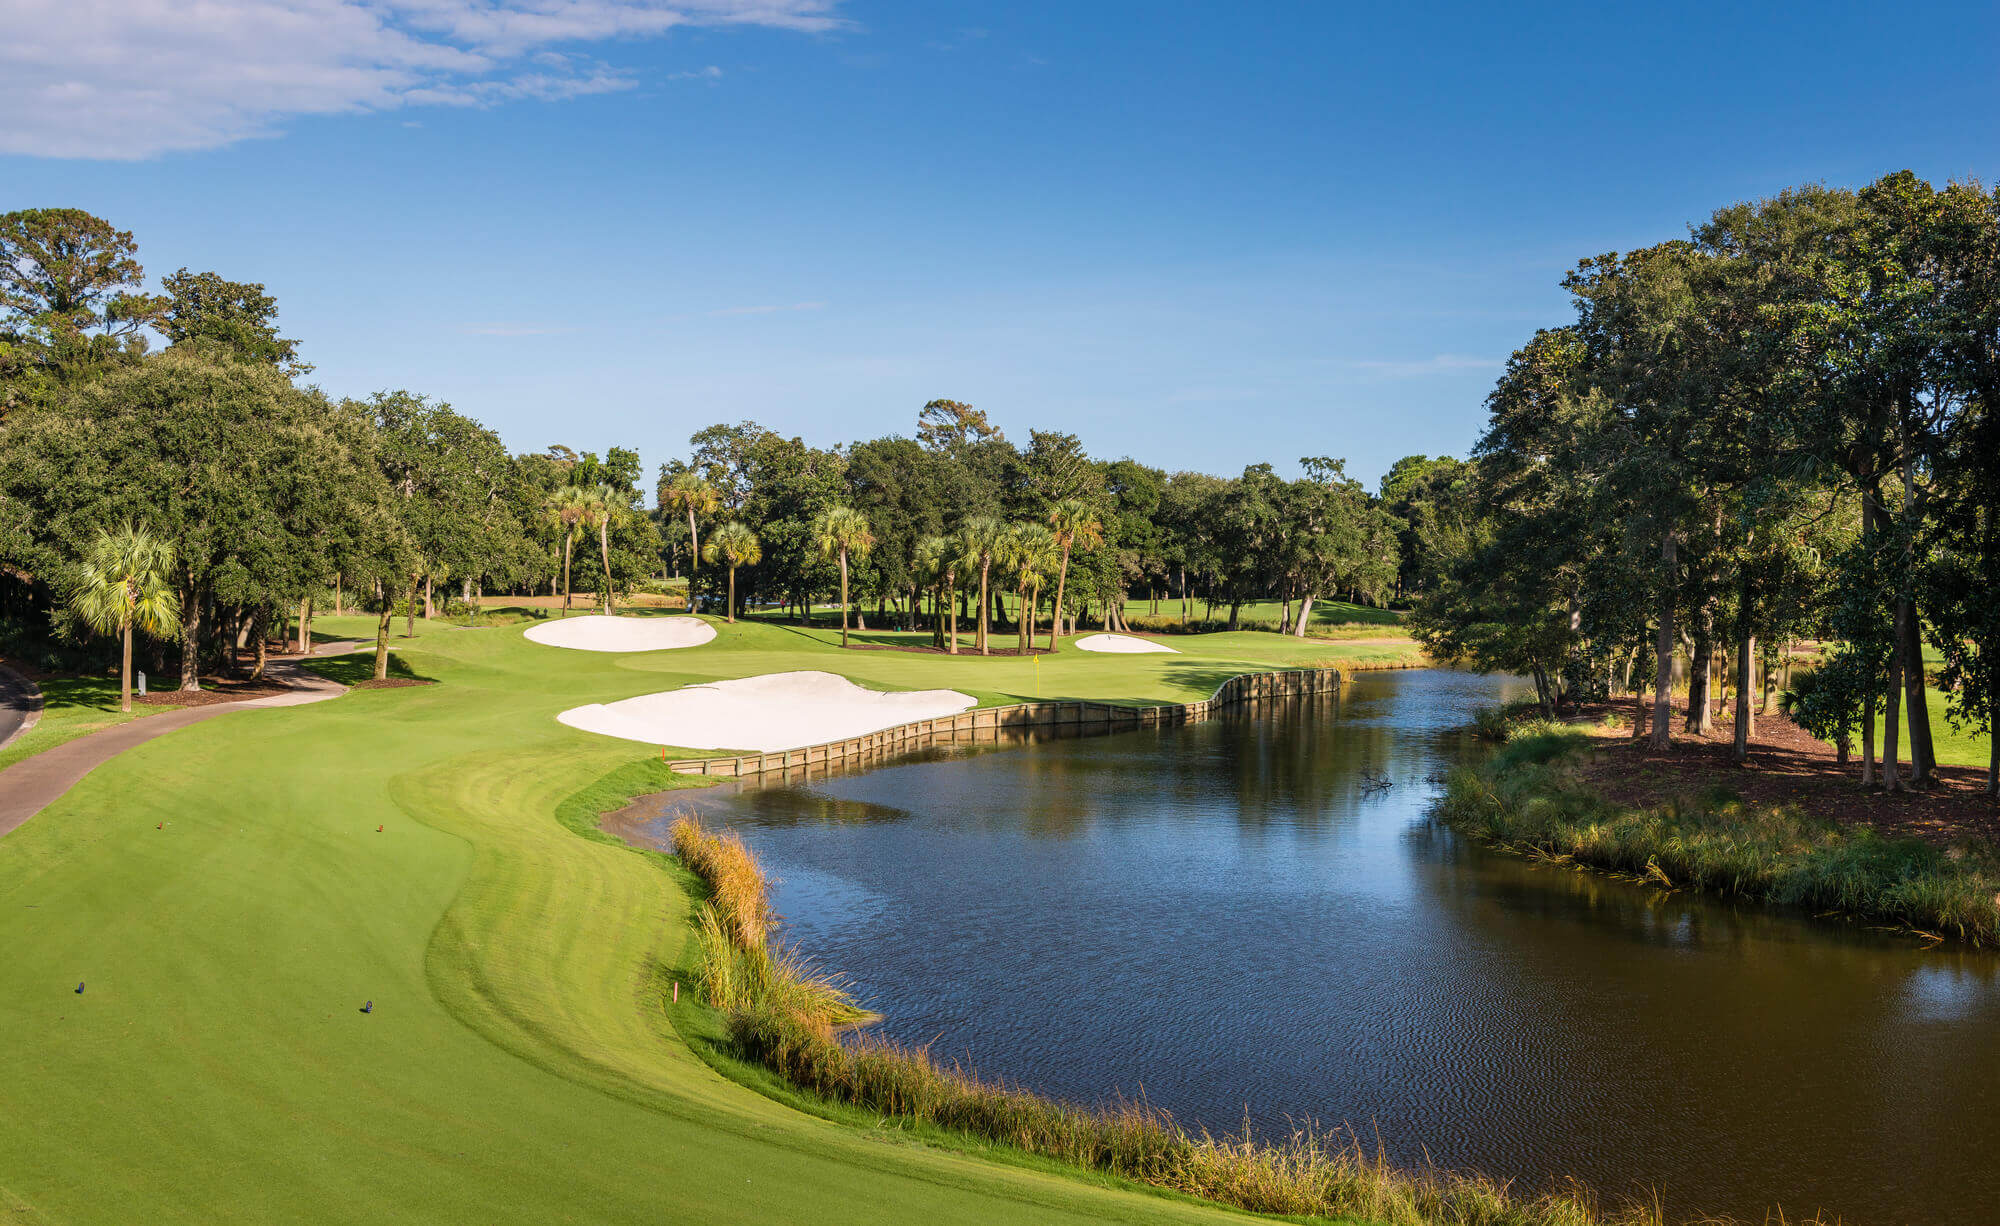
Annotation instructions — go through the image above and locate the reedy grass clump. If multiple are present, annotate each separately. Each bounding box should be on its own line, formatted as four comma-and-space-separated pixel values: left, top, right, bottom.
1439, 730, 2000, 946
670, 811, 1797, 1226
671, 814, 866, 1029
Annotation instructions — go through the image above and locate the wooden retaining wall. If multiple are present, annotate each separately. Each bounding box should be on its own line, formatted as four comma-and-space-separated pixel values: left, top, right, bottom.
665, 666, 1344, 779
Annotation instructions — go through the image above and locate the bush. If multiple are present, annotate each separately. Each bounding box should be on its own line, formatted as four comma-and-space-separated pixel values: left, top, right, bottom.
1438, 735, 2000, 945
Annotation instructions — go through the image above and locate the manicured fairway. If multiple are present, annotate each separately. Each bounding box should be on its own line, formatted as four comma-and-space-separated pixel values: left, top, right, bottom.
0, 613, 1390, 1225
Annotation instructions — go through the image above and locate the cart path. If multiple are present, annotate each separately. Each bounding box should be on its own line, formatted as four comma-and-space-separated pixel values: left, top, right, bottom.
0, 642, 363, 840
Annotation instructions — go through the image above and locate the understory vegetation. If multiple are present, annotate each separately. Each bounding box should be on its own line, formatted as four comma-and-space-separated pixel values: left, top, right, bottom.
1440, 727, 2000, 946
671, 814, 1796, 1226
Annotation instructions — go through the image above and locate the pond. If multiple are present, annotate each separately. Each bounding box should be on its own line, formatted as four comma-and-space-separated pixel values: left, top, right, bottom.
615, 668, 2000, 1226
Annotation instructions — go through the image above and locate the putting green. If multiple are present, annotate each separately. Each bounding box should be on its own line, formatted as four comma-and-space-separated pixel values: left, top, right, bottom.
0, 612, 1401, 1224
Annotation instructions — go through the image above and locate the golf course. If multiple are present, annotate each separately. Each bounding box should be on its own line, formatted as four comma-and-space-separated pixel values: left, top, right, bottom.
0, 611, 1411, 1225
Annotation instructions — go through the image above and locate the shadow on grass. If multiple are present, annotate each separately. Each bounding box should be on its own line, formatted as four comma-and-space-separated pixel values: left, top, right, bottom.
303, 652, 436, 687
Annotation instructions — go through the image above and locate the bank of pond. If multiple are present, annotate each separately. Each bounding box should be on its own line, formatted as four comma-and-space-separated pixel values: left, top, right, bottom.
619, 669, 2000, 1226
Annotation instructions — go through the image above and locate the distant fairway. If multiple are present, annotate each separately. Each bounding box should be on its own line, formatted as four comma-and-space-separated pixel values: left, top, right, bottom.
0, 612, 1399, 1224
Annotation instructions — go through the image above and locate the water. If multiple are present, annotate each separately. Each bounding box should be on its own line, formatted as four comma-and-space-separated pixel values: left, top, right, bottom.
616, 669, 2000, 1225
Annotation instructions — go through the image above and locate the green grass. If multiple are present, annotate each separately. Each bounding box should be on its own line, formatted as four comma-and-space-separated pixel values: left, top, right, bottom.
1439, 727, 2000, 945
0, 609, 1404, 1225
1865, 686, 1993, 770
0, 674, 183, 772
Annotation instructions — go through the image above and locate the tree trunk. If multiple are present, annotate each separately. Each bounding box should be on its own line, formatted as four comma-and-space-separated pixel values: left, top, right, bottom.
838, 551, 850, 647
179, 582, 203, 692
297, 597, 311, 653
726, 567, 737, 623
686, 508, 700, 613
120, 621, 134, 713
424, 575, 434, 621
599, 518, 615, 616
1650, 532, 1675, 751
1861, 687, 1876, 787
1899, 607, 1934, 785
1685, 628, 1713, 735
250, 607, 269, 682
1884, 599, 1905, 792
1990, 689, 1999, 796
1227, 600, 1241, 631
1732, 631, 1754, 763
1292, 595, 1315, 637
977, 562, 991, 655
561, 531, 574, 615
1048, 548, 1080, 652
1018, 587, 1031, 655
946, 575, 958, 654
374, 600, 393, 681
406, 573, 420, 639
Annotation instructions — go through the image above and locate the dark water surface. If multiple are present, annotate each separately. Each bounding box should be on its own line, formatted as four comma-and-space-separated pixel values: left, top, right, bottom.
619, 669, 2000, 1226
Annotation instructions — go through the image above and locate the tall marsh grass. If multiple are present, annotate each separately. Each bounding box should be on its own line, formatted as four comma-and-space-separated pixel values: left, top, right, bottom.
1439, 729, 2000, 946
668, 812, 1818, 1225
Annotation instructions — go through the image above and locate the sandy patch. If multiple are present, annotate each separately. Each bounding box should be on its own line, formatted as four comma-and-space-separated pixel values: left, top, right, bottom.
1074, 633, 1178, 654
524, 615, 716, 653
557, 670, 975, 752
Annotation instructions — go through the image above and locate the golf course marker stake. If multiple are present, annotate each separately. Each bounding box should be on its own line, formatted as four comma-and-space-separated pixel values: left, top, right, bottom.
361, 1001, 373, 1014
377, 825, 383, 832
75, 982, 84, 994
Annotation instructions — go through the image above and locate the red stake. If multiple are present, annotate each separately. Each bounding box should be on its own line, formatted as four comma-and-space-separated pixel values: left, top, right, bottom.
377, 825, 384, 833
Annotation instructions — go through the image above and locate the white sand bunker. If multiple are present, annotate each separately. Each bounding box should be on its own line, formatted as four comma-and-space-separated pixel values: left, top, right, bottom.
524, 614, 716, 653
1073, 633, 1178, 654
557, 670, 975, 753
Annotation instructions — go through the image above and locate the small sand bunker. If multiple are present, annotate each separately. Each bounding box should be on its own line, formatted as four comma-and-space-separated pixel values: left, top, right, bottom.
524, 614, 716, 653
1073, 633, 1178, 654
557, 670, 975, 752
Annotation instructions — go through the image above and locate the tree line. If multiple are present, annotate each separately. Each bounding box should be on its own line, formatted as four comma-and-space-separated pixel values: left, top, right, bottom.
652, 403, 1412, 652
1411, 170, 2000, 795
1, 208, 1438, 695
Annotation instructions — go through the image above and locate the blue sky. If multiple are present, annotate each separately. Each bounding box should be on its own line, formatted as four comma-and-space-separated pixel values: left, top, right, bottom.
8, 1, 1998, 493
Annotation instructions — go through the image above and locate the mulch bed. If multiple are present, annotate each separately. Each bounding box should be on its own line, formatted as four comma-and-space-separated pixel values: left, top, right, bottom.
134, 677, 299, 706
1574, 698, 2000, 847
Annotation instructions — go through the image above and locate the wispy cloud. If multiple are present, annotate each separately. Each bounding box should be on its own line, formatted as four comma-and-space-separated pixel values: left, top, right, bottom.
708, 301, 826, 316
2, 0, 847, 159
667, 64, 725, 80
1340, 354, 1501, 378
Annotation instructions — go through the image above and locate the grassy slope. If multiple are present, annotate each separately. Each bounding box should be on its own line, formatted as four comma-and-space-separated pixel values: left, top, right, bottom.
0, 676, 183, 772
0, 612, 1378, 1225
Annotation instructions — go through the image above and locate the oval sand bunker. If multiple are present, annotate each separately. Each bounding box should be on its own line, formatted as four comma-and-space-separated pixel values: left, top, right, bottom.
524, 614, 716, 653
1073, 633, 1178, 654
557, 670, 975, 753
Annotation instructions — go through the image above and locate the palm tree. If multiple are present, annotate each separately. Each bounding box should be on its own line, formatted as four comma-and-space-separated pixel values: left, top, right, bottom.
1005, 523, 1058, 655
960, 516, 1004, 656
588, 484, 621, 615
662, 470, 721, 612
69, 524, 181, 713
702, 522, 761, 623
813, 505, 875, 648
547, 484, 593, 615
1046, 499, 1104, 649
914, 535, 952, 650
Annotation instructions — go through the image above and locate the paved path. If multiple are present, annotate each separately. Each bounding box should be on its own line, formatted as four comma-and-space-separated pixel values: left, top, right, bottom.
0, 663, 42, 753
0, 644, 362, 840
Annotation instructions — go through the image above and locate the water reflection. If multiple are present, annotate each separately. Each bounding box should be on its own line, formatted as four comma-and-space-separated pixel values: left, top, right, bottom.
617, 669, 2000, 1226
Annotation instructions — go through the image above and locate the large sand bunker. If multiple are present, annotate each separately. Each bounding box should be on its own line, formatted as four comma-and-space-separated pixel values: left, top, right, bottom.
524, 614, 716, 653
1073, 633, 1178, 654
556, 670, 975, 752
